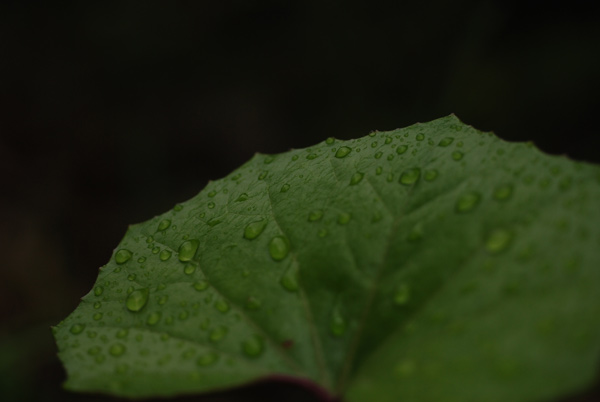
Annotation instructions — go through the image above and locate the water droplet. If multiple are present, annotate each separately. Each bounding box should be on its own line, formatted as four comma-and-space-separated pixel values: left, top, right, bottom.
330, 309, 346, 337
318, 229, 328, 238
424, 170, 438, 181
242, 335, 264, 357
115, 329, 128, 339
455, 192, 481, 213
108, 343, 126, 357
126, 288, 149, 312
371, 141, 378, 148
306, 153, 317, 160
208, 190, 217, 198
376, 166, 383, 175
394, 283, 410, 305
127, 273, 136, 281
93, 313, 103, 321
337, 212, 351, 225
197, 352, 218, 366
236, 193, 249, 202
386, 173, 394, 182
438, 137, 454, 147
485, 229, 512, 254
152, 246, 160, 254
493, 184, 513, 201
396, 145, 408, 155
87, 346, 101, 356
245, 296, 261, 310
87, 331, 97, 338
269, 236, 290, 261
159, 250, 172, 261
157, 295, 168, 305
325, 137, 335, 145
280, 183, 290, 193
399, 168, 421, 185
157, 219, 171, 231
307, 210, 323, 222
137, 257, 146, 263
335, 146, 352, 158
452, 151, 463, 161
215, 299, 230, 313
207, 202, 215, 209
291, 155, 299, 161
209, 326, 228, 342
178, 240, 199, 261
387, 154, 394, 161
350, 172, 364, 185
147, 312, 161, 325
374, 151, 383, 159
70, 324, 85, 335
94, 302, 102, 309
179, 311, 189, 320
416, 133, 424, 141
174, 204, 183, 212
193, 280, 209, 291
280, 268, 299, 292
115, 249, 132, 264
184, 264, 196, 275
244, 219, 267, 240
207, 218, 221, 227
258, 171, 268, 180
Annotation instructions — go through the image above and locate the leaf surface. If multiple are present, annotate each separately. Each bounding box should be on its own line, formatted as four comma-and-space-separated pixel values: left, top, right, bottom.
54, 116, 600, 401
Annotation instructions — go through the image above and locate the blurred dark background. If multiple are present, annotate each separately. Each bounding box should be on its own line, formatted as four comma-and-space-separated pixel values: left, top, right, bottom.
1, 1, 599, 401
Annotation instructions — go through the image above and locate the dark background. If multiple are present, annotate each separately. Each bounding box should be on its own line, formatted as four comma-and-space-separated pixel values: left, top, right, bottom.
1, 1, 599, 401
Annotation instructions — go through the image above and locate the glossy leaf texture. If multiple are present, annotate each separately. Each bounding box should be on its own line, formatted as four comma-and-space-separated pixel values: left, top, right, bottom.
54, 115, 600, 401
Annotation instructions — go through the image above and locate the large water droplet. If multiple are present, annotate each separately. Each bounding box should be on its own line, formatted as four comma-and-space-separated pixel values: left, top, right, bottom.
269, 236, 289, 261
399, 168, 421, 185
159, 250, 172, 261
438, 137, 454, 147
485, 229, 512, 254
350, 172, 364, 185
178, 240, 199, 261
335, 146, 352, 158
455, 192, 481, 213
330, 309, 346, 337
242, 335, 264, 357
126, 288, 149, 312
307, 210, 323, 222
244, 219, 267, 240
394, 283, 410, 305
115, 249, 132, 264
147, 312, 161, 325
157, 219, 171, 231
197, 352, 218, 366
209, 326, 228, 342
396, 145, 408, 155
280, 267, 299, 292
493, 184, 513, 201
70, 324, 85, 335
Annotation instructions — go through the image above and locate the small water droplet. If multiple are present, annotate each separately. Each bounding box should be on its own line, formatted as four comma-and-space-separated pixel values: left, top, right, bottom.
128, 273, 136, 281
179, 311, 189, 320
115, 329, 128, 339
197, 352, 218, 366
386, 173, 394, 182
318, 228, 328, 238
70, 324, 85, 335
291, 155, 299, 161
394, 283, 410, 305
94, 302, 102, 309
424, 170, 438, 181
157, 219, 171, 231
416, 133, 424, 141
87, 346, 101, 356
455, 192, 481, 213
207, 202, 215, 209
452, 151, 463, 161
493, 184, 513, 201
209, 326, 228, 342
184, 264, 196, 275
438, 137, 454, 147
137, 257, 146, 263
269, 236, 290, 261
93, 313, 103, 321
376, 166, 383, 175
387, 154, 394, 161
215, 299, 230, 313
374, 151, 383, 159
350, 172, 364, 185
306, 153, 318, 160
244, 219, 267, 240
307, 210, 323, 222
335, 146, 352, 158
147, 312, 161, 325
152, 246, 160, 254
325, 137, 335, 145
157, 295, 168, 305
108, 343, 125, 357
330, 309, 346, 337
485, 229, 512, 254
159, 250, 172, 261
208, 190, 217, 198
399, 168, 421, 185
126, 288, 149, 312
337, 212, 351, 225
385, 137, 392, 144
174, 204, 183, 212
371, 141, 378, 148
236, 193, 249, 202
396, 145, 408, 155
178, 240, 199, 261
115, 249, 132, 264
245, 296, 261, 310
258, 171, 268, 180
193, 280, 209, 291
280, 183, 290, 193
242, 335, 264, 357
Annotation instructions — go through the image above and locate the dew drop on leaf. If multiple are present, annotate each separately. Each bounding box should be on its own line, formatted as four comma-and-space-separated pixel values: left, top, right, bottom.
269, 236, 289, 261
485, 229, 513, 254
244, 219, 268, 240
452, 151, 464, 161
159, 250, 172, 261
337, 212, 351, 225
280, 269, 299, 292
207, 202, 215, 209
197, 352, 218, 366
280, 183, 290, 193
350, 172, 364, 185
215, 299, 230, 313
455, 192, 482, 213
157, 219, 171, 231
416, 133, 424, 141
424, 170, 438, 182
93, 313, 103, 321
193, 280, 209, 292
438, 137, 454, 147
178, 240, 199, 262
116, 329, 128, 339
70, 324, 85, 335
147, 312, 161, 325
115, 249, 132, 264
242, 335, 264, 357
396, 145, 408, 155
183, 264, 196, 275
308, 210, 324, 222
209, 326, 228, 342
399, 168, 421, 185
236, 193, 249, 202
494, 184, 513, 201
126, 288, 149, 312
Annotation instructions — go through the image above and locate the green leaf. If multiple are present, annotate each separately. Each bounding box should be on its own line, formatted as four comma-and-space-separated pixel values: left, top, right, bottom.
54, 115, 600, 401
